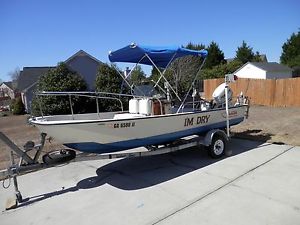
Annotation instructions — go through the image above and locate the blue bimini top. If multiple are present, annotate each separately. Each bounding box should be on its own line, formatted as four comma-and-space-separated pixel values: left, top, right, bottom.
108, 43, 208, 68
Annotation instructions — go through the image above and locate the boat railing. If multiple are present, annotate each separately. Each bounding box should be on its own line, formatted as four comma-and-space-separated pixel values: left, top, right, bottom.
35, 91, 132, 119
35, 91, 167, 118
177, 100, 201, 113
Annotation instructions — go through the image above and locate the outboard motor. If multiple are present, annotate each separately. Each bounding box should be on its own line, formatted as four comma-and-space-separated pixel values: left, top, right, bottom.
212, 83, 233, 107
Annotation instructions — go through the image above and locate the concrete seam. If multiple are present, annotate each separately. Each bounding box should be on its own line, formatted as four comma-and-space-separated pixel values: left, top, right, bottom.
151, 146, 295, 225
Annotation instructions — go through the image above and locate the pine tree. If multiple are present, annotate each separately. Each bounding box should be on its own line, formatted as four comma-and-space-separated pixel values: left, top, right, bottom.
204, 41, 225, 69
280, 30, 300, 68
235, 41, 254, 64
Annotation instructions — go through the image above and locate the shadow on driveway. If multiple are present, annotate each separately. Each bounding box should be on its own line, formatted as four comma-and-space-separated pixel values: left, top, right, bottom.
18, 139, 268, 208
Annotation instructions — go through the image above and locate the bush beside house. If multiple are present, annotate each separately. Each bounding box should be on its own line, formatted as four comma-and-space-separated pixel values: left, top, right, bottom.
31, 63, 88, 116
10, 97, 25, 115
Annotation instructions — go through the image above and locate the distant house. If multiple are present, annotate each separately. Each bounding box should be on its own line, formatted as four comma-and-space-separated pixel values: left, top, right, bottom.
0, 81, 16, 99
0, 81, 17, 108
18, 50, 103, 113
234, 62, 293, 79
259, 54, 268, 63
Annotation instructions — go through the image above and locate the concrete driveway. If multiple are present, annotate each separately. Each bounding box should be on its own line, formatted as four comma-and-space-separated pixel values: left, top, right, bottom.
1, 138, 300, 225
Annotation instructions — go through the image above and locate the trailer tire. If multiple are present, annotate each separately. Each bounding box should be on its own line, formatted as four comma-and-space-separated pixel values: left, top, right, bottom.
42, 149, 76, 165
208, 135, 227, 158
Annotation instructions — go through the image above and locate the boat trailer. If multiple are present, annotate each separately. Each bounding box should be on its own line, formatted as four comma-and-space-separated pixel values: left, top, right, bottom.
0, 128, 230, 210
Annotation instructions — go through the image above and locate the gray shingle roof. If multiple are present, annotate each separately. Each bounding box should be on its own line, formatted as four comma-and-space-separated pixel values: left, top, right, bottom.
17, 67, 55, 91
250, 62, 292, 72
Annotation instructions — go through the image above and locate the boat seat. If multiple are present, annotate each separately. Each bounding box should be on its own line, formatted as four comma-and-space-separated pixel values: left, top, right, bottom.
113, 113, 146, 120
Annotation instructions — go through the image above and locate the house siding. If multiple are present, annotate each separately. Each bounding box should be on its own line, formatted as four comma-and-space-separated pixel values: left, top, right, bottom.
66, 56, 99, 90
21, 93, 27, 112
22, 83, 37, 113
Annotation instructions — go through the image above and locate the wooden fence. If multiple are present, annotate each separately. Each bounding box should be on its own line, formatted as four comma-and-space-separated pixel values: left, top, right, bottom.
203, 77, 300, 107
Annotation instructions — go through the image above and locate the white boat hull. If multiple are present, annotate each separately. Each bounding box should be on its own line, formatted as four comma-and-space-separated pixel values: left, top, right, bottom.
30, 106, 246, 153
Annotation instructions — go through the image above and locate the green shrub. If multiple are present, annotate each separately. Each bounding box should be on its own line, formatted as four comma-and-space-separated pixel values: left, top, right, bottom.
10, 97, 25, 115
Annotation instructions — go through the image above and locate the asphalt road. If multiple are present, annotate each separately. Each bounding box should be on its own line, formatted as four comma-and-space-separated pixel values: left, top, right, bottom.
1, 138, 300, 225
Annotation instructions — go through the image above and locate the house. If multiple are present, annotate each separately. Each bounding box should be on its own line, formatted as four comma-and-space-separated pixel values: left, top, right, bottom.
18, 50, 102, 113
0, 81, 17, 108
18, 67, 54, 112
0, 81, 16, 99
259, 54, 268, 62
234, 62, 293, 79
65, 50, 103, 90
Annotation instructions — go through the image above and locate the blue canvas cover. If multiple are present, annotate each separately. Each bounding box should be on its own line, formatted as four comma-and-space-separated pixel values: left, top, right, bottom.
109, 43, 208, 68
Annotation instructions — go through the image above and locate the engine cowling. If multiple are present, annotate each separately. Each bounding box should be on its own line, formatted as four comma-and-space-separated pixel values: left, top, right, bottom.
212, 83, 233, 104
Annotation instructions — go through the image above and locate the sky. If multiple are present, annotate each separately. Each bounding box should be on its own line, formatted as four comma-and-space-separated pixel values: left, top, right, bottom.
0, 0, 299, 82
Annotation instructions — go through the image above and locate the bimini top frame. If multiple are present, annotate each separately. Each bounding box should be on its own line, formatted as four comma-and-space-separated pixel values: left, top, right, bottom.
108, 43, 208, 109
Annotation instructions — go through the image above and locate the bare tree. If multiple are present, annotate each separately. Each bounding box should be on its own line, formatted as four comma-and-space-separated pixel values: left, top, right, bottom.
9, 67, 21, 81
8, 67, 20, 89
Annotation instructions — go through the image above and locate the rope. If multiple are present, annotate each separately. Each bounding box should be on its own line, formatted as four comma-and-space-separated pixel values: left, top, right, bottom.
2, 176, 11, 189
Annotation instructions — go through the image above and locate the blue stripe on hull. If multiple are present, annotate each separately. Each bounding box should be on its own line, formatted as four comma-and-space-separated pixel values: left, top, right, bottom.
65, 118, 243, 154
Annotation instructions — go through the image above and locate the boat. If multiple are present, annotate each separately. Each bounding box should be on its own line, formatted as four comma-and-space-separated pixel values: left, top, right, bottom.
29, 43, 249, 154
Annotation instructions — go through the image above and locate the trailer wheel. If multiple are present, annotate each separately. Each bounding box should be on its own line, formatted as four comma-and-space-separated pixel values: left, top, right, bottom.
208, 135, 227, 158
42, 149, 76, 165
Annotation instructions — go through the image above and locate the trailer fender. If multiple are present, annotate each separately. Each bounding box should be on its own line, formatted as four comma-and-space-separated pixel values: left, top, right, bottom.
203, 129, 229, 147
